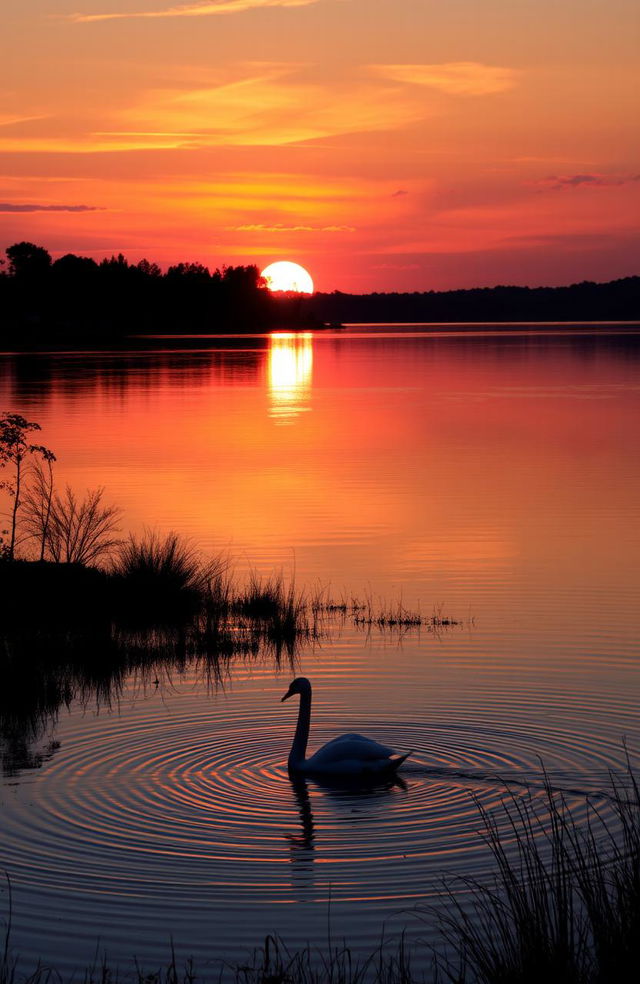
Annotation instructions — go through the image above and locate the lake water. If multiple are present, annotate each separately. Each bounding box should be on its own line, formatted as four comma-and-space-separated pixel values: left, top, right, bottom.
1, 326, 639, 977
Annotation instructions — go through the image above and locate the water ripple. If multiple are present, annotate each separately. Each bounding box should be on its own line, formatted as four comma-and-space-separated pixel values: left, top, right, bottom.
2, 675, 636, 976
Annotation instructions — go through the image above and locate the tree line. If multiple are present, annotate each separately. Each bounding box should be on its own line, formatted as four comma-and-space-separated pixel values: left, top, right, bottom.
0, 241, 308, 341
1, 241, 638, 344
302, 277, 640, 324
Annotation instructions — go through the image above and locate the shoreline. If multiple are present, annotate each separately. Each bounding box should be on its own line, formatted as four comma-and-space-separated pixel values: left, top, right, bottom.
2, 320, 640, 355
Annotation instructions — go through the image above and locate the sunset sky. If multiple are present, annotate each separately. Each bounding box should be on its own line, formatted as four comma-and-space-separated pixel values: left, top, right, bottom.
1, 1, 639, 291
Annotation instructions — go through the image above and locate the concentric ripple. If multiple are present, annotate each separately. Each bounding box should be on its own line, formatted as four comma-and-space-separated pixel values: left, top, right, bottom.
2, 662, 638, 977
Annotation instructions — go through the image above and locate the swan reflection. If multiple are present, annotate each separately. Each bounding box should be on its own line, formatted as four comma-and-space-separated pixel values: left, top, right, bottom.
287, 777, 315, 851
285, 772, 408, 897
268, 333, 313, 421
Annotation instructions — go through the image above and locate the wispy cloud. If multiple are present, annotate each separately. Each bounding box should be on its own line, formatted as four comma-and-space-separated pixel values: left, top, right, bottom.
391, 189, 408, 197
110, 64, 429, 146
69, 0, 319, 23
372, 262, 419, 270
0, 202, 101, 212
370, 62, 518, 96
0, 114, 48, 127
539, 173, 640, 190
232, 223, 355, 231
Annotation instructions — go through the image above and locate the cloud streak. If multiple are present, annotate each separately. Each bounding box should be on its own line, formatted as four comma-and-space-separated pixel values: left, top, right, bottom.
0, 114, 48, 127
69, 0, 318, 23
0, 202, 101, 212
540, 173, 640, 190
110, 64, 430, 147
370, 62, 518, 95
232, 223, 355, 231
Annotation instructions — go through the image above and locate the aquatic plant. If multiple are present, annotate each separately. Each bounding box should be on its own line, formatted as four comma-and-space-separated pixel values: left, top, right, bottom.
231, 572, 315, 658
112, 531, 225, 619
312, 591, 459, 632
433, 761, 640, 984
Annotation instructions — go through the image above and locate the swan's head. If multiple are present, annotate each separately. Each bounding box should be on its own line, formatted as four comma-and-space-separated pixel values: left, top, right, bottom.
281, 677, 311, 702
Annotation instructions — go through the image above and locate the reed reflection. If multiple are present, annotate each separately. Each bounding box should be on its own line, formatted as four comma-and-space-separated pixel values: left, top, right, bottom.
268, 332, 313, 421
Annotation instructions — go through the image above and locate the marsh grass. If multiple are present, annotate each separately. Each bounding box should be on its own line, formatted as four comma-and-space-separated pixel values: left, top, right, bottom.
312, 592, 459, 632
112, 531, 226, 621
433, 762, 640, 984
107, 536, 317, 659
230, 573, 317, 658
0, 931, 413, 984
230, 934, 414, 984
0, 550, 319, 772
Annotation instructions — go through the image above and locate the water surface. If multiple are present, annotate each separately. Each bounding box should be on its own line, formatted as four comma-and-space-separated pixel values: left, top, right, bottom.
1, 326, 639, 975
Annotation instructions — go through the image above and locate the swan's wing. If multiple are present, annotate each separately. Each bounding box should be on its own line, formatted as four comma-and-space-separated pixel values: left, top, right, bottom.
309, 733, 396, 766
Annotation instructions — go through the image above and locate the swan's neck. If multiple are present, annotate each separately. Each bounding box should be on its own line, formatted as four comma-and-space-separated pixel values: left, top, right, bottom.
288, 690, 311, 772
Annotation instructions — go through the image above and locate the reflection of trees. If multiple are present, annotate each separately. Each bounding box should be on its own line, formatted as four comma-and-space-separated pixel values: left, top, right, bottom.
3, 342, 269, 406
0, 612, 305, 778
0, 631, 117, 775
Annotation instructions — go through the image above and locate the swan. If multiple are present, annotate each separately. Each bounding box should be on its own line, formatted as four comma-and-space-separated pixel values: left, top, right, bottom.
281, 677, 412, 778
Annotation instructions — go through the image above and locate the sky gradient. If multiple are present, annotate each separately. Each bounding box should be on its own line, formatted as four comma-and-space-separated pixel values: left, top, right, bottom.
1, 1, 639, 291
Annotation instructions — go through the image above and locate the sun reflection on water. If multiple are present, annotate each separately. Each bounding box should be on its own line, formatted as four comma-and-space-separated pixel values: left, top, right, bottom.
268, 332, 313, 421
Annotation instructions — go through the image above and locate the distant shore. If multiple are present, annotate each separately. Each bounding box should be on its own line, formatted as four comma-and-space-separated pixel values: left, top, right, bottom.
1, 240, 638, 348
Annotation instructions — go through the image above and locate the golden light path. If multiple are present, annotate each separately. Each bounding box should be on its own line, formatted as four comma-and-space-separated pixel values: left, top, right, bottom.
261, 261, 314, 294
268, 332, 313, 422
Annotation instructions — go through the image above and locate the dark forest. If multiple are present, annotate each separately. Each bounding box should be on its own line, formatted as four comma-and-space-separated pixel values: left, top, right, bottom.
1, 242, 638, 344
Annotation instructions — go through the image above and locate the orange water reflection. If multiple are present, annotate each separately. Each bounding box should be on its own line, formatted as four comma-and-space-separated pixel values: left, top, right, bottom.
1, 330, 639, 652
268, 332, 313, 421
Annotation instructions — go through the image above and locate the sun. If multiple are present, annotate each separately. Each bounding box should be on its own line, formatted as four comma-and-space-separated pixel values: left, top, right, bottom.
261, 261, 314, 294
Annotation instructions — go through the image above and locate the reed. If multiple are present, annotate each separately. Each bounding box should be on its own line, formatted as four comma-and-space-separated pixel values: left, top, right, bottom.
311, 591, 458, 631
111, 531, 226, 620
230, 572, 317, 659
434, 761, 640, 984
0, 932, 413, 984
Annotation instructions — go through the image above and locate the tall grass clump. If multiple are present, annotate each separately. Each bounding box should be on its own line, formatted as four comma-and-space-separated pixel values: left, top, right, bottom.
230, 933, 414, 984
232, 572, 313, 657
113, 531, 226, 621
435, 762, 640, 984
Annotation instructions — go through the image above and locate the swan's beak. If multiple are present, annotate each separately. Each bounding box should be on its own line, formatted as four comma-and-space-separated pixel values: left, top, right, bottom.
281, 687, 294, 702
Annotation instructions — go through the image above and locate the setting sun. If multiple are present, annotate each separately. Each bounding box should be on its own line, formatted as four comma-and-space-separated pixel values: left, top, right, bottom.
261, 261, 314, 294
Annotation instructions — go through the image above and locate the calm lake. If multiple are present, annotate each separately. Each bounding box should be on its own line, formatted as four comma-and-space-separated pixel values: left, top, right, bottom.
1, 325, 640, 976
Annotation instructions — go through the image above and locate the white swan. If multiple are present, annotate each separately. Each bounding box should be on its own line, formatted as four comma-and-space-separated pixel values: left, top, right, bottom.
281, 677, 412, 778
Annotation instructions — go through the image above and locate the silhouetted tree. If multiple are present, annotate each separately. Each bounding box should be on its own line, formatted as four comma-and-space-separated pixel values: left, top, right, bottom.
21, 456, 57, 561
0, 413, 55, 560
167, 262, 210, 281
44, 486, 122, 565
53, 253, 99, 278
6, 242, 52, 279
137, 258, 162, 278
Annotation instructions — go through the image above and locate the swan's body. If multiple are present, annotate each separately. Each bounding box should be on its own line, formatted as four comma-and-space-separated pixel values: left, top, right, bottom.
281, 677, 411, 778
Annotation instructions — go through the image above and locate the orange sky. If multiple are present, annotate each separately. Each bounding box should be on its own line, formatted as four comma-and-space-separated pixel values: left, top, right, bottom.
1, 1, 639, 291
